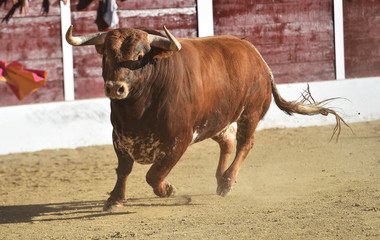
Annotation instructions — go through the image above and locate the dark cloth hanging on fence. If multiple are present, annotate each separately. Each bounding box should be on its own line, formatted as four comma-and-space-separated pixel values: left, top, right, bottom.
1, 0, 119, 30
95, 0, 119, 31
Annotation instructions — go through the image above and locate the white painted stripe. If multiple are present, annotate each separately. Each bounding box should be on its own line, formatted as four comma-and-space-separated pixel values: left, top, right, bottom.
122, 7, 196, 17
197, 0, 214, 37
333, 0, 346, 80
60, 0, 75, 101
0, 77, 379, 155
95, 7, 196, 19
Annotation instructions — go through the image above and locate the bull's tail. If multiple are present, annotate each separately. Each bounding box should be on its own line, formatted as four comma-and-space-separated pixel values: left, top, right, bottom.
270, 75, 351, 142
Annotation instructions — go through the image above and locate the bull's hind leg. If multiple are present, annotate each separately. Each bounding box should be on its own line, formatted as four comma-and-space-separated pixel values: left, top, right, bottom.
217, 112, 261, 197
212, 124, 236, 196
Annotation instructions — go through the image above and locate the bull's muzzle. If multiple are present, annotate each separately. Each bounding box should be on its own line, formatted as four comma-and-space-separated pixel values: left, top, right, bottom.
104, 81, 129, 99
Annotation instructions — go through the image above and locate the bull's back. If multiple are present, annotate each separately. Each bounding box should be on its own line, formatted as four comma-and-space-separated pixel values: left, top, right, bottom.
181, 35, 270, 99
177, 36, 272, 141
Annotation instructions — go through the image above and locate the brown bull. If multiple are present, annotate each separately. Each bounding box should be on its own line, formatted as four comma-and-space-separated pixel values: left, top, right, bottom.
66, 25, 348, 211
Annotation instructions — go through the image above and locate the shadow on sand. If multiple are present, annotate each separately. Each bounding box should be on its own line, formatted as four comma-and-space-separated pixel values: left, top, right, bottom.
0, 195, 194, 224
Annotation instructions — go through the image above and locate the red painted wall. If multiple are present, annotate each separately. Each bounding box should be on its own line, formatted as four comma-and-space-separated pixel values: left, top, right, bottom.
343, 0, 380, 78
213, 0, 335, 84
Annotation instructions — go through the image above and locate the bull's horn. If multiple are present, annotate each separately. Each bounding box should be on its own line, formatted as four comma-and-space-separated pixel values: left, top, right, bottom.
148, 26, 181, 51
66, 25, 107, 46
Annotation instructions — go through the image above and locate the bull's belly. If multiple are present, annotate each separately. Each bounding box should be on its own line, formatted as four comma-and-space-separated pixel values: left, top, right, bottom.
113, 131, 164, 165
191, 122, 237, 144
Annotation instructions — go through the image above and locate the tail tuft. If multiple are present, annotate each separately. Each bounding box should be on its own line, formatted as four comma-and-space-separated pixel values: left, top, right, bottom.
271, 78, 352, 142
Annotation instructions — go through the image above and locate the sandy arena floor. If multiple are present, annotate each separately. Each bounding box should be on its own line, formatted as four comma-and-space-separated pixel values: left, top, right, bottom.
0, 120, 379, 239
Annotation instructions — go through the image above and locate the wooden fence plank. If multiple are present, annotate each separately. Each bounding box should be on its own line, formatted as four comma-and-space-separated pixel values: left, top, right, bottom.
213, 0, 334, 83
74, 77, 104, 100
256, 40, 334, 65
2, 38, 62, 61
70, 0, 196, 12
270, 61, 335, 84
343, 0, 380, 78
0, 15, 61, 39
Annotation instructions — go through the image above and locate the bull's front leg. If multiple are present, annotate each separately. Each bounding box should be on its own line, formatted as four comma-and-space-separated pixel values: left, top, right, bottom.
103, 145, 134, 212
146, 163, 176, 198
145, 140, 189, 198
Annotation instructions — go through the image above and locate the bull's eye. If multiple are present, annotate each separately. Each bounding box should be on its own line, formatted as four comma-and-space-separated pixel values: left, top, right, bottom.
137, 55, 143, 61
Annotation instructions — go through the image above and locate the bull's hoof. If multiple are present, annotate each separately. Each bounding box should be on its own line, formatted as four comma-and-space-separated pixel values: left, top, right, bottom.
170, 184, 177, 196
103, 200, 123, 212
153, 182, 177, 198
217, 185, 232, 197
216, 177, 232, 197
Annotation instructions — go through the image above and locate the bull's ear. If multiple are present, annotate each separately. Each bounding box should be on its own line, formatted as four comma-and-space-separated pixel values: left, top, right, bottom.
95, 44, 105, 54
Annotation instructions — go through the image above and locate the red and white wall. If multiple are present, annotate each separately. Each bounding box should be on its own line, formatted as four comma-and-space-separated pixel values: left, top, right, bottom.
0, 0, 379, 154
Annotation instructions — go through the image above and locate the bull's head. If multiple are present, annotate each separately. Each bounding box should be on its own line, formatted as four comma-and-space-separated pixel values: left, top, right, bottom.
66, 25, 181, 100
